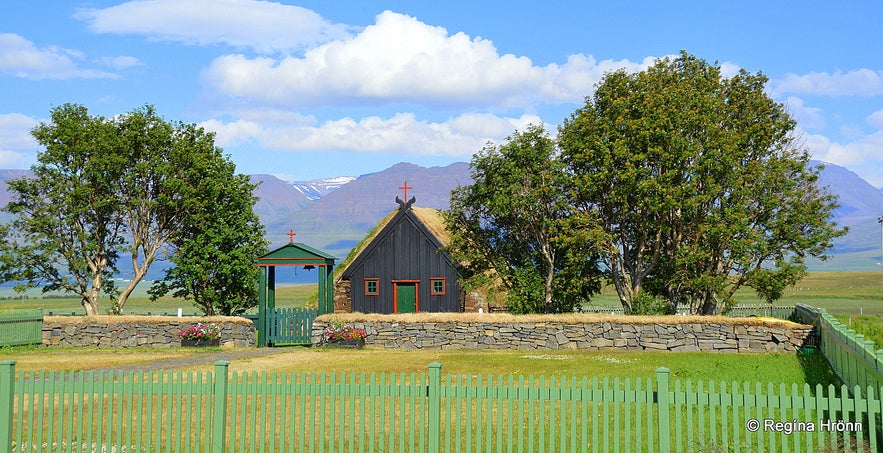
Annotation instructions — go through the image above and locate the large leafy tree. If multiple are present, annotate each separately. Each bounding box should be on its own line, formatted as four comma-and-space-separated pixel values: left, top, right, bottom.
1, 105, 125, 315
1, 103, 265, 315
445, 124, 602, 313
148, 158, 268, 315
558, 52, 845, 314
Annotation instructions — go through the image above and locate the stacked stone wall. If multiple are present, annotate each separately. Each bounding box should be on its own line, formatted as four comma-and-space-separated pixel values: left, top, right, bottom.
41, 316, 255, 348
312, 318, 814, 353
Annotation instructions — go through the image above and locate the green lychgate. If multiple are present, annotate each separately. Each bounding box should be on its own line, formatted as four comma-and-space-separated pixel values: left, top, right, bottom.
256, 235, 336, 347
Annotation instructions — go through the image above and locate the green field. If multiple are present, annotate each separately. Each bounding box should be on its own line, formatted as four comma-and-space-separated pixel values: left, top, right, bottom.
0, 283, 316, 315
585, 271, 883, 315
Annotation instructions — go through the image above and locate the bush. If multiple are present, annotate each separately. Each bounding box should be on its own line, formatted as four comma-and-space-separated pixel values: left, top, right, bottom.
629, 293, 673, 315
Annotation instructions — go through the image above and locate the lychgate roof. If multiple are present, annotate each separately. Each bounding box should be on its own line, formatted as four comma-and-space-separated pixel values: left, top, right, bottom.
257, 242, 337, 267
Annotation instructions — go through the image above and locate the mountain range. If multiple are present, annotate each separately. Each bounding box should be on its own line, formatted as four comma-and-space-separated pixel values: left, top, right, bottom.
2, 160, 882, 272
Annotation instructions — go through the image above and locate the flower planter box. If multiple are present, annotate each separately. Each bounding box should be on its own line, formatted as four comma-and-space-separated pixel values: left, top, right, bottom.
327, 338, 365, 349
181, 338, 221, 347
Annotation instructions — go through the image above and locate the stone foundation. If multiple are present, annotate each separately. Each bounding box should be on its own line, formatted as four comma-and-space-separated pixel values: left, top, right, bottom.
312, 315, 814, 353
41, 316, 256, 348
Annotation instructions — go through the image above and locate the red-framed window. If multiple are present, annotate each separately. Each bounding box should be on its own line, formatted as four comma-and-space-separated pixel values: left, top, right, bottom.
364, 278, 380, 296
430, 278, 446, 296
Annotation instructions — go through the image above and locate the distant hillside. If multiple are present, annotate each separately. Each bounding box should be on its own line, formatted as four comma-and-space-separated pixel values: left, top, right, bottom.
250, 174, 315, 227
265, 162, 471, 257
0, 170, 29, 223
809, 160, 883, 270
3, 160, 883, 271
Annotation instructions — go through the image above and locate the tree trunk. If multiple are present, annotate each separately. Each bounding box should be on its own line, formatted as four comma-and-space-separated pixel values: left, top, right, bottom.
116, 264, 150, 312
81, 292, 100, 316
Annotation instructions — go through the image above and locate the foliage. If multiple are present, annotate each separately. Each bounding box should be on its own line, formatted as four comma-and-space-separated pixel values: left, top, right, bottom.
177, 323, 220, 341
445, 125, 602, 313
324, 322, 366, 341
147, 155, 267, 316
0, 103, 265, 315
629, 293, 673, 315
558, 52, 845, 315
0, 104, 125, 315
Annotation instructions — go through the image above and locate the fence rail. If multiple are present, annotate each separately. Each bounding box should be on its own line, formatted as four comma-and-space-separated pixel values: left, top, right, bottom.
1, 361, 881, 453
0, 309, 42, 347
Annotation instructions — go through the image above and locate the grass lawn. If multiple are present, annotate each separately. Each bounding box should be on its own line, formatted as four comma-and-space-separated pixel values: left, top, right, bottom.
0, 345, 840, 390
0, 272, 869, 390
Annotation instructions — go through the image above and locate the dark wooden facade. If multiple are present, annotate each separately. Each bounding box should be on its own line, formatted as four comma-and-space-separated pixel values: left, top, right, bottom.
339, 201, 461, 314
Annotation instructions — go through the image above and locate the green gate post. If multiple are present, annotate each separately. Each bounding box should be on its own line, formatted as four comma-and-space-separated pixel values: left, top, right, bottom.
325, 264, 334, 314
428, 362, 442, 453
258, 267, 266, 347
656, 367, 671, 453
0, 360, 15, 453
318, 265, 327, 315
211, 361, 229, 453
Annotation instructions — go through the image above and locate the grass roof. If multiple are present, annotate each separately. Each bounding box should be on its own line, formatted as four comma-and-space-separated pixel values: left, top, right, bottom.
334, 207, 450, 281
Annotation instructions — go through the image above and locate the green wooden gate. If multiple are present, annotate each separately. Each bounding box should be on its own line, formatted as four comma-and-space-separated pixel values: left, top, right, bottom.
265, 307, 317, 346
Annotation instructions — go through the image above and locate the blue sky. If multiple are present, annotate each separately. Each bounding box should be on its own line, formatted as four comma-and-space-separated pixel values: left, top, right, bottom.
1, 1, 882, 185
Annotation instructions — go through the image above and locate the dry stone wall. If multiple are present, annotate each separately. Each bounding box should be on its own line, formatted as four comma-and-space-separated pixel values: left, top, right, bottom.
312, 318, 814, 353
41, 316, 256, 348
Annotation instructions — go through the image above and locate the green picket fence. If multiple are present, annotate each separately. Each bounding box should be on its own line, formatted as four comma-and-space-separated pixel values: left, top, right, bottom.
0, 309, 42, 347
793, 304, 883, 397
264, 307, 317, 346
1, 361, 881, 453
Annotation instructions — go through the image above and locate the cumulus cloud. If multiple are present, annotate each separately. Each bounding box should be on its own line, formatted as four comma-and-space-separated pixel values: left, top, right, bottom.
76, 0, 354, 54
201, 111, 541, 156
0, 33, 117, 79
784, 97, 825, 130
0, 113, 39, 149
202, 11, 659, 109
868, 109, 883, 129
803, 129, 883, 184
770, 69, 883, 97
0, 113, 39, 167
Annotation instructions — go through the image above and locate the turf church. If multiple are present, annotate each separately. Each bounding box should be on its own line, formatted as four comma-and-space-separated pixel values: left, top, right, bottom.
333, 182, 478, 314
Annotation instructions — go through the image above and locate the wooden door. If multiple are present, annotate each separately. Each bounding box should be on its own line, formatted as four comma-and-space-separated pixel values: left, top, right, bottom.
394, 282, 417, 313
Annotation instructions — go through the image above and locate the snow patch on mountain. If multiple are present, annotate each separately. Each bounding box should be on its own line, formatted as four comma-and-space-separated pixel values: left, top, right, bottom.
287, 176, 357, 201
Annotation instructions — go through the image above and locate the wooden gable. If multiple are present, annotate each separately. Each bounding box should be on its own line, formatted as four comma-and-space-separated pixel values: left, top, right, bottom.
338, 205, 462, 314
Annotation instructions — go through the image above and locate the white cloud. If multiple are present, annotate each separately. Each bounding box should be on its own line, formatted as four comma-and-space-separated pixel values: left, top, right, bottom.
0, 33, 116, 79
99, 56, 142, 70
0, 113, 38, 150
804, 129, 883, 186
770, 69, 883, 97
0, 113, 39, 167
0, 149, 26, 168
76, 0, 354, 54
202, 111, 540, 157
784, 97, 825, 130
202, 11, 659, 109
868, 109, 883, 129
